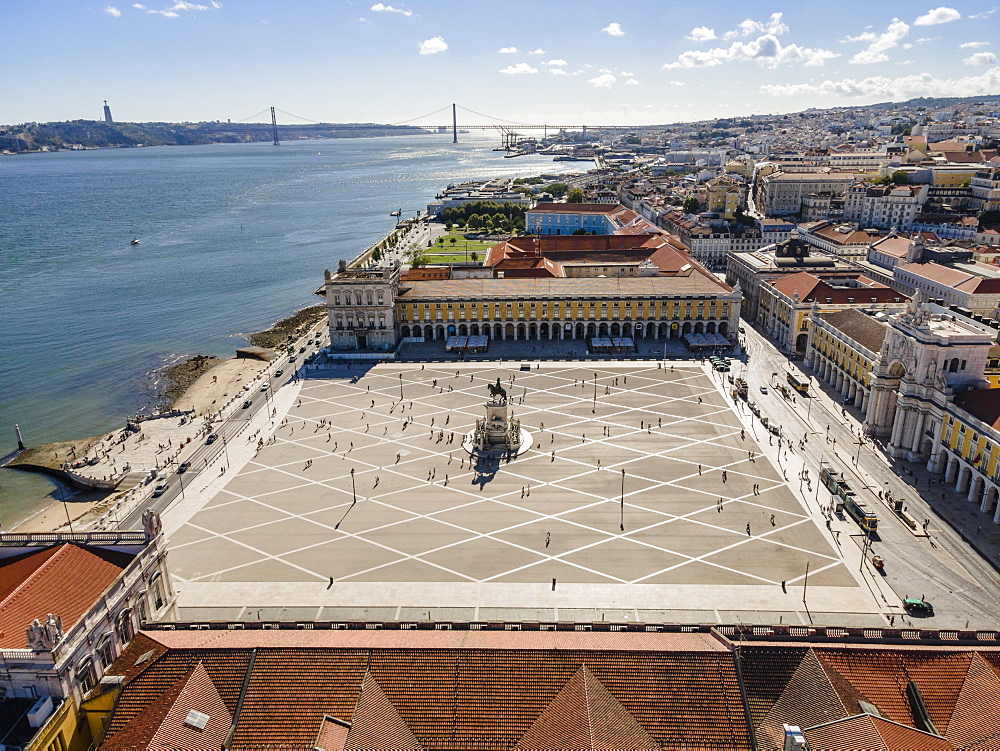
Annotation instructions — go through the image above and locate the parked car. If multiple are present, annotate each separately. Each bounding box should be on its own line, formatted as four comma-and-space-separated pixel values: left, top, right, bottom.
206, 433, 218, 445
177, 461, 191, 474
903, 597, 933, 615
152, 483, 168, 498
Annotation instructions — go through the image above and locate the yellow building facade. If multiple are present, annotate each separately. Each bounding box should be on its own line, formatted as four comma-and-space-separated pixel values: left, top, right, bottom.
395, 277, 741, 342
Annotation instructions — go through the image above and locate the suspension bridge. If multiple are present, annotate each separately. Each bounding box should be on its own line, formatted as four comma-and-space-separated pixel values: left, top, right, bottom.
234, 104, 632, 145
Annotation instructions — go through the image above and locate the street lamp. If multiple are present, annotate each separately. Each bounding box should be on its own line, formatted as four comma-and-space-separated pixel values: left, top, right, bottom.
593, 372, 597, 414
399, 372, 404, 401
57, 483, 74, 534
620, 469, 626, 531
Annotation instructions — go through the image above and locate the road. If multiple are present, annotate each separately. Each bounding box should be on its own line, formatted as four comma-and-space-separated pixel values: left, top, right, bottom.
737, 321, 1000, 628
120, 326, 329, 529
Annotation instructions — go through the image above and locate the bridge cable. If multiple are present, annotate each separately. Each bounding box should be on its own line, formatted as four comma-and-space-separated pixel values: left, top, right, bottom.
389, 104, 454, 126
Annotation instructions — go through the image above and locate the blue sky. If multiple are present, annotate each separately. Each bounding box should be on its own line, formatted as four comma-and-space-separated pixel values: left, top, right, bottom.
5, 1, 1000, 126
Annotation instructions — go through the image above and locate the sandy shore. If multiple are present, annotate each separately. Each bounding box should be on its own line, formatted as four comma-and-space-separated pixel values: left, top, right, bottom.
10, 356, 271, 533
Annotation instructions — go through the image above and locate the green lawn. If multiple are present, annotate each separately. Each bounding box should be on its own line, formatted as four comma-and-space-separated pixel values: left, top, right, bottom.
426, 228, 500, 260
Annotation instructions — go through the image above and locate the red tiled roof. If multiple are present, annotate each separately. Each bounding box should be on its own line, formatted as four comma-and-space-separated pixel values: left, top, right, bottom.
346, 673, 421, 751
953, 389, 1000, 431
0, 544, 135, 648
147, 662, 232, 750
101, 631, 749, 751
528, 203, 628, 214
768, 272, 899, 305
516, 665, 658, 751
803, 714, 952, 751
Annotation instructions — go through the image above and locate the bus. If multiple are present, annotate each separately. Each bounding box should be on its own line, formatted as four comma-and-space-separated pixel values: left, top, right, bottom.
842, 494, 878, 534
786, 372, 809, 393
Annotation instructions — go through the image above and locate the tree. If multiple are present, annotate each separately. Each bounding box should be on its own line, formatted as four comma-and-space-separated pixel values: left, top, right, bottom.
470, 251, 479, 263
682, 196, 701, 214
542, 182, 569, 198
567, 188, 585, 203
449, 237, 457, 245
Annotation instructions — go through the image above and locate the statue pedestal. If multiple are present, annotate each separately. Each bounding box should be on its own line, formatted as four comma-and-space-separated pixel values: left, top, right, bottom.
463, 399, 532, 459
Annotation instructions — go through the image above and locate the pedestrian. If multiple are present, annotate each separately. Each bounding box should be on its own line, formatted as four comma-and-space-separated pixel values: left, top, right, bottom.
722, 470, 727, 483
770, 514, 775, 526
698, 464, 702, 475
545, 531, 551, 548
746, 523, 751, 536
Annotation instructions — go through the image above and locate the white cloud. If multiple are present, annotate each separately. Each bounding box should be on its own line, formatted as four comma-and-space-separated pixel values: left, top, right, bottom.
669, 80, 686, 86
498, 46, 518, 54
760, 66, 1000, 99
499, 62, 538, 75
588, 73, 617, 87
965, 51, 999, 65
663, 34, 838, 69
370, 3, 411, 15
625, 78, 639, 86
620, 70, 634, 76
960, 41, 991, 48
841, 31, 878, 43
549, 68, 569, 76
135, 0, 218, 16
602, 22, 625, 37
970, 6, 998, 19
545, 59, 567, 67
902, 37, 934, 49
850, 18, 909, 64
104, 5, 121, 16
685, 26, 717, 41
723, 12, 788, 39
418, 36, 447, 55
914, 6, 961, 25
526, 48, 546, 55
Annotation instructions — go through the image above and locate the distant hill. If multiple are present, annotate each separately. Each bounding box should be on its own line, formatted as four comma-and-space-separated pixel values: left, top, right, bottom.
0, 119, 430, 152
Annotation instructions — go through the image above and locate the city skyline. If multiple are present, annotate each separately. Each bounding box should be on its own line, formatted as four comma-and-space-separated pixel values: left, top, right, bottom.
6, 0, 1000, 126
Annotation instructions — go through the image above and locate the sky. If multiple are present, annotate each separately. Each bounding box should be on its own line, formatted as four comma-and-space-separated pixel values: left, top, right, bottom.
4, 0, 1000, 127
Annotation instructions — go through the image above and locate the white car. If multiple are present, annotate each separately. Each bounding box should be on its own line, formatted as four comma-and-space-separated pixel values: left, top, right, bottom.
760, 386, 768, 394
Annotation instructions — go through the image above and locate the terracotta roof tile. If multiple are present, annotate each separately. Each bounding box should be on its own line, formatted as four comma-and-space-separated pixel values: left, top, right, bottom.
0, 544, 135, 648
952, 389, 1000, 432
516, 665, 658, 751
945, 653, 1000, 748
315, 717, 351, 751
754, 649, 849, 748
817, 309, 888, 354
147, 662, 232, 750
803, 714, 952, 751
346, 673, 421, 751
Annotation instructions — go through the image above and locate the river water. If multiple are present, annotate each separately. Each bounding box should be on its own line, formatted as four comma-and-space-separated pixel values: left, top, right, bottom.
0, 134, 559, 527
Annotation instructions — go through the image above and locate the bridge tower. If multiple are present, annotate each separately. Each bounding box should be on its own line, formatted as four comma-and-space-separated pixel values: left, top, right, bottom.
271, 107, 280, 146
452, 103, 457, 144
103, 100, 114, 124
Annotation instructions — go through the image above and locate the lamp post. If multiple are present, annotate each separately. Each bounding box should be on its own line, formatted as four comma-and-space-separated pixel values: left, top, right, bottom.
593, 372, 597, 414
336, 468, 357, 531
399, 372, 404, 401
57, 483, 74, 534
620, 469, 626, 531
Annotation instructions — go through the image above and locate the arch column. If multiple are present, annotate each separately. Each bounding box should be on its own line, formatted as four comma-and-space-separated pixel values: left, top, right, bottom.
968, 474, 984, 504
908, 412, 927, 453
944, 454, 958, 483
956, 465, 971, 493
889, 406, 910, 449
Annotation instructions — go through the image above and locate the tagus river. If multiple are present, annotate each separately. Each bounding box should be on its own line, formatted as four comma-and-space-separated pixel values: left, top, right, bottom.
0, 134, 558, 527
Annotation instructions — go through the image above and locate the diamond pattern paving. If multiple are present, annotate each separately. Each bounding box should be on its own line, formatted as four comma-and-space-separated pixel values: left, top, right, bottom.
168, 362, 864, 617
